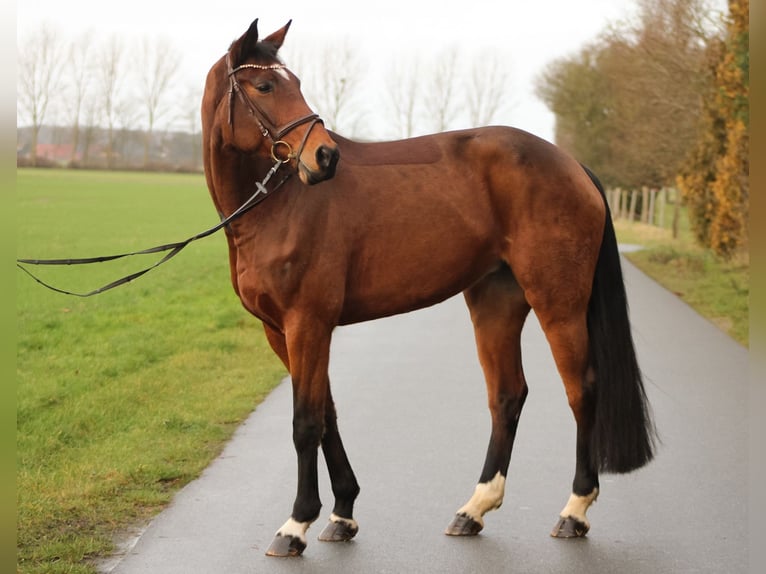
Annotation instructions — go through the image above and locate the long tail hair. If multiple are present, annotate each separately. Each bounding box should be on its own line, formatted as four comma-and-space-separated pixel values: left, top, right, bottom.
583, 165, 656, 473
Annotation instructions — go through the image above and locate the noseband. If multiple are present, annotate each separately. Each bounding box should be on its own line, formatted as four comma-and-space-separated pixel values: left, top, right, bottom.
226, 52, 322, 164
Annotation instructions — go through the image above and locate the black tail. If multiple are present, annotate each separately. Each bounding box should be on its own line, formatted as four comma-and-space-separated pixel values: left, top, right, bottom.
582, 165, 656, 473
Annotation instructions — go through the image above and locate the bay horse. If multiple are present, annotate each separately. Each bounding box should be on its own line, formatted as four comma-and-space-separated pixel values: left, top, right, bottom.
201, 19, 655, 557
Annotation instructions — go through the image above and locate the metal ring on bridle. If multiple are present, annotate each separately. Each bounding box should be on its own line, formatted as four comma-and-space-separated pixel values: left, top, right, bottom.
271, 140, 294, 163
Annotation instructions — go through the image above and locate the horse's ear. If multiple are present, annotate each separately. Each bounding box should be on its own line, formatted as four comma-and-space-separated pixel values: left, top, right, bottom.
262, 20, 292, 51
231, 18, 260, 65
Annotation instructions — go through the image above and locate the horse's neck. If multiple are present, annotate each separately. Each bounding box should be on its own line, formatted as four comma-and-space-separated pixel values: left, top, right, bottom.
213, 150, 277, 216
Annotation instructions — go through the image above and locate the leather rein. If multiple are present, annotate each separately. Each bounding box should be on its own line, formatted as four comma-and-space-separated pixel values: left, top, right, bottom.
16, 53, 323, 298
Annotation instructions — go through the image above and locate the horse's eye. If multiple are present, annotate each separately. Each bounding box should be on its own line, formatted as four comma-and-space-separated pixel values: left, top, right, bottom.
255, 82, 273, 94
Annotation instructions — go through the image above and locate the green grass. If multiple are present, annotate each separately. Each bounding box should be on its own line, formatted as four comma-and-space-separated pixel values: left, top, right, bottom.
614, 214, 749, 346
17, 169, 286, 573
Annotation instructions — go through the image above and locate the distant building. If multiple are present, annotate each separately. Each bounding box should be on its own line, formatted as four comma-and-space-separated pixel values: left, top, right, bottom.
17, 125, 203, 172
35, 143, 78, 166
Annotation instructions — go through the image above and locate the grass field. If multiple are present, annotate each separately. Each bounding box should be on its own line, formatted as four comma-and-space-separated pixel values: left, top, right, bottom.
16, 169, 748, 572
16, 169, 286, 573
614, 217, 749, 346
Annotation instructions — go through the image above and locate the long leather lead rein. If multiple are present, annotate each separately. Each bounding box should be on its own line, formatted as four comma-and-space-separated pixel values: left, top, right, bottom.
16, 161, 291, 297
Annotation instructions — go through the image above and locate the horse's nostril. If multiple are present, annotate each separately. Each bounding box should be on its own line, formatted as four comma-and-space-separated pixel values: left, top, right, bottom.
316, 145, 339, 172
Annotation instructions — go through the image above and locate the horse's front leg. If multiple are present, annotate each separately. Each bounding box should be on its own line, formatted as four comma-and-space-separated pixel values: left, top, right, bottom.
317, 385, 360, 542
266, 319, 332, 557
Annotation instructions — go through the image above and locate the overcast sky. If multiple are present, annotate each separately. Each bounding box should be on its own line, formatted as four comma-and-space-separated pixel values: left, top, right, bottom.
17, 0, 704, 143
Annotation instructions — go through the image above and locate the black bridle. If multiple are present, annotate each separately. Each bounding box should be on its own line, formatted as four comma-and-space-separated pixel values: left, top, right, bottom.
16, 52, 325, 298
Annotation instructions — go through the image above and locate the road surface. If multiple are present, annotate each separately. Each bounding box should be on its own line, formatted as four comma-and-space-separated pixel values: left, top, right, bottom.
107, 259, 749, 573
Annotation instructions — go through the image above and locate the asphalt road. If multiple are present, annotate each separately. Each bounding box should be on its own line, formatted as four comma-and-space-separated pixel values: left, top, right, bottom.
107, 258, 749, 574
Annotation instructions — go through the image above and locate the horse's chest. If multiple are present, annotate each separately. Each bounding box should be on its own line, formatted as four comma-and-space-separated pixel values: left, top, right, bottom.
232, 243, 318, 323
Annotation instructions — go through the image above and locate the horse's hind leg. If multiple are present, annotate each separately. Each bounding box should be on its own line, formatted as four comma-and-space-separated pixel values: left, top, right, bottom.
446, 266, 531, 536
534, 307, 599, 538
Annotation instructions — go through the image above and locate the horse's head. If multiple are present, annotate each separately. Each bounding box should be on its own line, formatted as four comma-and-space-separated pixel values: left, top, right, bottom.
207, 19, 339, 185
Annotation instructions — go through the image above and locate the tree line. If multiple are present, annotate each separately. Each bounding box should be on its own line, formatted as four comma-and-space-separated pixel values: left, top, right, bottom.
17, 26, 516, 169
17, 26, 196, 170
535, 0, 748, 258
19, 3, 747, 257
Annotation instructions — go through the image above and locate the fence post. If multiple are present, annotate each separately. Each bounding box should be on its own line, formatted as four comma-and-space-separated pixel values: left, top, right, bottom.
648, 188, 656, 226
629, 189, 638, 222
619, 188, 626, 219
641, 187, 649, 223
658, 188, 666, 229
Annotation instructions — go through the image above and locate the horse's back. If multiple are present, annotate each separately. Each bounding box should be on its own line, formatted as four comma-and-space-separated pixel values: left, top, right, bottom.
332, 126, 602, 214
331, 125, 605, 262
324, 127, 605, 323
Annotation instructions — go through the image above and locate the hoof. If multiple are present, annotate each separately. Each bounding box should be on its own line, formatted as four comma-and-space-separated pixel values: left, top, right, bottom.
445, 513, 483, 536
550, 516, 589, 538
318, 517, 358, 542
265, 534, 306, 557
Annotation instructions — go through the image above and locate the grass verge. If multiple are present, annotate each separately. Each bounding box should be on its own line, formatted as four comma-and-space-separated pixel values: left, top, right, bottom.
17, 169, 286, 573
614, 217, 749, 346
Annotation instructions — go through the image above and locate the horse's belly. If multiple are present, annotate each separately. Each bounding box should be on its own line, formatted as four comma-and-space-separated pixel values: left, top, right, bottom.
338, 230, 499, 324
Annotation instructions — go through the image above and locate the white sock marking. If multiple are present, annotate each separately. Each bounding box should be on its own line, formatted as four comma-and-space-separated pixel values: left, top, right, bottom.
559, 487, 599, 527
457, 472, 506, 526
276, 517, 310, 543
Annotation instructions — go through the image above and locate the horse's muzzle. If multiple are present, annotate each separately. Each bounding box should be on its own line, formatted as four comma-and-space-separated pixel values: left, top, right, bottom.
305, 145, 339, 185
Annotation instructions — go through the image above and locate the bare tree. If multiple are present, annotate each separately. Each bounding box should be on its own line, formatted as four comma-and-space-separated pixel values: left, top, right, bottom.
184, 84, 203, 169
115, 97, 141, 166
424, 47, 460, 133
96, 36, 125, 169
80, 93, 100, 166
386, 57, 422, 138
136, 36, 181, 167
465, 49, 515, 127
17, 24, 64, 166
300, 41, 365, 136
64, 30, 94, 164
